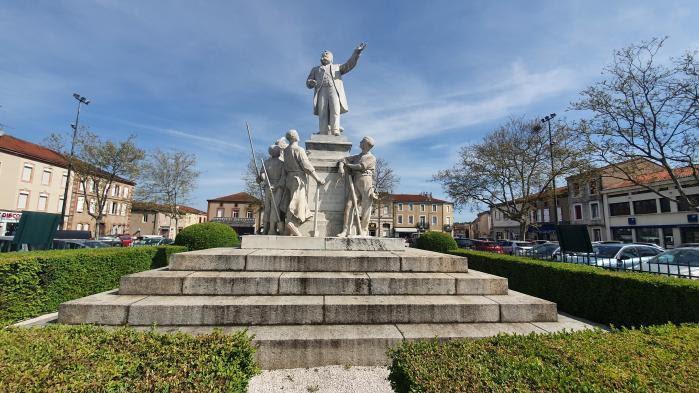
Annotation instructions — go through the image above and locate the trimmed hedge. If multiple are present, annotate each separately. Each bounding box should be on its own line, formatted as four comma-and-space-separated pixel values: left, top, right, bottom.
175, 222, 239, 251
0, 246, 186, 326
451, 249, 699, 327
0, 325, 259, 392
415, 231, 457, 253
388, 323, 699, 393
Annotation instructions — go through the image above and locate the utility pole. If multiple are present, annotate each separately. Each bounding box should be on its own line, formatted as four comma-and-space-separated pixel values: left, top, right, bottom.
540, 113, 558, 224
59, 93, 90, 229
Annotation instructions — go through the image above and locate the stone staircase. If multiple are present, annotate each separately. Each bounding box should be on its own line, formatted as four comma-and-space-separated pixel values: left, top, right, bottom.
58, 243, 588, 369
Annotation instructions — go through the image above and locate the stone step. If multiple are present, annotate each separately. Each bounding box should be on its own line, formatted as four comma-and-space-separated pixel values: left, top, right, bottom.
58, 290, 556, 326
119, 270, 507, 296
123, 315, 594, 369
168, 248, 468, 273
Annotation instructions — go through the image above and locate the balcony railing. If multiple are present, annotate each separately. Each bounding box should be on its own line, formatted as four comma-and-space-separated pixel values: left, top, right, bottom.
211, 217, 256, 227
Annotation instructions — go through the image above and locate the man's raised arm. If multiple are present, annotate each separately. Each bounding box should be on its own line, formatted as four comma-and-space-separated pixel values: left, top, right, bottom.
340, 42, 367, 75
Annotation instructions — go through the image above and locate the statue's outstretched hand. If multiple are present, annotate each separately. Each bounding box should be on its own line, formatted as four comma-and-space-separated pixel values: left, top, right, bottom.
355, 42, 367, 53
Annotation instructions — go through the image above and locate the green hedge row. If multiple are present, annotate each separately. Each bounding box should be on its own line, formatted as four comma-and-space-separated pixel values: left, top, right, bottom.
451, 249, 699, 327
388, 323, 699, 393
0, 246, 187, 326
0, 324, 259, 392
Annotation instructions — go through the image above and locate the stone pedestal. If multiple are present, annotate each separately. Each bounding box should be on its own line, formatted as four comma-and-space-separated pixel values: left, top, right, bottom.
297, 133, 352, 237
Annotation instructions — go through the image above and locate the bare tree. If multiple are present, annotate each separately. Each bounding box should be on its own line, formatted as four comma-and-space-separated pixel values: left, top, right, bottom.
434, 117, 589, 237
46, 128, 145, 237
137, 150, 200, 238
373, 157, 399, 236
242, 157, 264, 230
572, 37, 699, 211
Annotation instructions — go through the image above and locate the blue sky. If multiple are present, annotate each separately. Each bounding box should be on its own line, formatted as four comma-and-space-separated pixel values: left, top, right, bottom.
2, 0, 697, 221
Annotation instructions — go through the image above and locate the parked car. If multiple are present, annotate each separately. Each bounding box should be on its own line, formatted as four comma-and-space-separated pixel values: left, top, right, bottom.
556, 244, 663, 269
472, 240, 504, 254
640, 247, 699, 278
455, 238, 475, 249
118, 234, 133, 247
97, 236, 122, 247
498, 240, 535, 255
526, 242, 560, 260
53, 239, 111, 249
676, 243, 699, 249
133, 237, 174, 246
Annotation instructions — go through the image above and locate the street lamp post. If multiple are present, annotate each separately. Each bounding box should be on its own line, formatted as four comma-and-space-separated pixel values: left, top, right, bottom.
540, 113, 558, 225
59, 93, 90, 229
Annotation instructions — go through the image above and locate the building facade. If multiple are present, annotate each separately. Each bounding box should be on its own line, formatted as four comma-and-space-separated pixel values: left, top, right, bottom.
390, 194, 454, 238
67, 175, 135, 236
601, 167, 699, 248
0, 133, 72, 235
207, 192, 261, 235
469, 211, 492, 239
491, 188, 569, 241
129, 201, 207, 238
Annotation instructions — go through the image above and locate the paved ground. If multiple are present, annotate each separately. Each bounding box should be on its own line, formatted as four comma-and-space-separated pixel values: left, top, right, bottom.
247, 365, 393, 393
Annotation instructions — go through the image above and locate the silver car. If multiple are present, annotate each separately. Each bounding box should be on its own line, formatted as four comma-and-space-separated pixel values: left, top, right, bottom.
640, 247, 699, 278
554, 244, 663, 269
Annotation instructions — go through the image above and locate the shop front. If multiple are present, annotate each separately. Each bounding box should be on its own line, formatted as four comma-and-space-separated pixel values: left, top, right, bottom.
0, 211, 22, 236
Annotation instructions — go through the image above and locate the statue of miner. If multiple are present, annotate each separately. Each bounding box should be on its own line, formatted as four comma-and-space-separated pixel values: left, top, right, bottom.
337, 136, 378, 237
257, 144, 286, 235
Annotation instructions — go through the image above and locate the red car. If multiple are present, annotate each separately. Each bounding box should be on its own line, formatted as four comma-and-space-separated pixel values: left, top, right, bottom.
118, 234, 133, 247
472, 240, 505, 254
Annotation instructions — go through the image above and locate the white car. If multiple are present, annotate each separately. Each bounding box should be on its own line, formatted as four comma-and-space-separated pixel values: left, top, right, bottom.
499, 240, 535, 255
554, 244, 663, 270
640, 247, 699, 278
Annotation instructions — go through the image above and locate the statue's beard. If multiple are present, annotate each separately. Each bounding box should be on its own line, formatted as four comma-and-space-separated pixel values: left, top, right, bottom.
321, 58, 331, 65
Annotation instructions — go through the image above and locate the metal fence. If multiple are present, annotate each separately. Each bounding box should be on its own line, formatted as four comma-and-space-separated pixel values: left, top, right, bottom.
514, 248, 698, 280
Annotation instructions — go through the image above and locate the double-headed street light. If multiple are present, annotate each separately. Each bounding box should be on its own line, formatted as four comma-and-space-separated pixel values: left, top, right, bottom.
59, 93, 90, 229
540, 113, 558, 225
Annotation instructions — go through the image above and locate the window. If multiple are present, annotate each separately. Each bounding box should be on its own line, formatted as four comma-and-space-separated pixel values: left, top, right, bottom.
572, 182, 580, 196
419, 216, 426, 226
677, 194, 699, 212
58, 197, 64, 211
89, 199, 96, 214
382, 206, 388, 215
637, 246, 661, 257
18, 192, 29, 209
659, 198, 671, 213
420, 204, 425, 212
397, 215, 403, 224
408, 203, 413, 211
590, 202, 600, 219
233, 210, 240, 218
121, 204, 126, 216
38, 194, 48, 210
408, 215, 414, 224
123, 187, 129, 198
536, 209, 542, 222
106, 201, 112, 215
432, 204, 437, 212
609, 202, 631, 216
446, 205, 450, 213
76, 197, 85, 213
593, 228, 602, 242
247, 210, 253, 218
61, 173, 68, 188
216, 208, 224, 217
113, 185, 120, 197
142, 213, 148, 223
589, 180, 598, 195
543, 208, 550, 222
633, 199, 657, 214
76, 223, 83, 231
111, 202, 118, 215
41, 170, 52, 185
636, 228, 660, 245
21, 164, 33, 182
574, 204, 583, 220
84, 223, 89, 232
431, 216, 437, 225
557, 207, 562, 222
398, 203, 403, 211
446, 217, 451, 225
611, 228, 633, 242
80, 180, 85, 192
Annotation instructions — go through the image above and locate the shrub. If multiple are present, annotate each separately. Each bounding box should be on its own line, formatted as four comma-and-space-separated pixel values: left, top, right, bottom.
0, 246, 186, 326
388, 323, 699, 393
0, 324, 259, 392
415, 231, 457, 253
175, 222, 239, 251
450, 249, 699, 327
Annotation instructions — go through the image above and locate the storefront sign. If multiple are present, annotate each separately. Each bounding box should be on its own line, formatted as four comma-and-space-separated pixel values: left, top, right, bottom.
0, 211, 22, 222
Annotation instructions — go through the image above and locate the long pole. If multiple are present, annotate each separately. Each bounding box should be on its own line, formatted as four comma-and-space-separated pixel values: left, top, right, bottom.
259, 157, 281, 226
547, 119, 559, 224
347, 173, 363, 236
245, 122, 266, 233
59, 98, 84, 229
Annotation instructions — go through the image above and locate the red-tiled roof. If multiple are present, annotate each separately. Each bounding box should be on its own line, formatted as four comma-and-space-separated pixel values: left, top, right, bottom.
606, 166, 699, 190
390, 194, 451, 204
132, 201, 206, 215
207, 192, 260, 203
0, 133, 68, 167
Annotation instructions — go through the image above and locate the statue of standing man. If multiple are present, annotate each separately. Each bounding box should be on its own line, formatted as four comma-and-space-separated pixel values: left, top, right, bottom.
307, 42, 367, 135
337, 136, 377, 237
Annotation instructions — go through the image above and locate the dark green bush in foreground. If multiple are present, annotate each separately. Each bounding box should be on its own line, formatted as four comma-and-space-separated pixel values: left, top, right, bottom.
0, 325, 259, 393
0, 246, 186, 326
416, 231, 457, 253
451, 249, 699, 327
175, 221, 239, 251
389, 323, 699, 393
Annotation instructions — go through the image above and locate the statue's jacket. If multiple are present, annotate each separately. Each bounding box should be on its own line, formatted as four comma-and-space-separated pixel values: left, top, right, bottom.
307, 50, 361, 115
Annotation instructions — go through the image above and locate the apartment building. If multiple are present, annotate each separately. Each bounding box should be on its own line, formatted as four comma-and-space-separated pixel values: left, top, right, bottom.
469, 211, 492, 239
207, 192, 261, 235
491, 188, 569, 241
368, 194, 395, 237
129, 201, 207, 238
67, 174, 135, 236
566, 158, 663, 242
391, 194, 454, 238
0, 132, 71, 235
602, 167, 699, 248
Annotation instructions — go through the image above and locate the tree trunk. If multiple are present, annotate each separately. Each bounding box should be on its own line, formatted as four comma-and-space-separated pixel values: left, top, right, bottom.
519, 221, 527, 241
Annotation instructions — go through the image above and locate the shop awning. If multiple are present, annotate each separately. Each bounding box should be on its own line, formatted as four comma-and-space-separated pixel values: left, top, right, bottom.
394, 228, 418, 233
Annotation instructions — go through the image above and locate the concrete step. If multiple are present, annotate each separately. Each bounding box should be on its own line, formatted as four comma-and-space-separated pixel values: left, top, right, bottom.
168, 248, 468, 273
123, 315, 595, 369
119, 269, 508, 296
58, 290, 556, 326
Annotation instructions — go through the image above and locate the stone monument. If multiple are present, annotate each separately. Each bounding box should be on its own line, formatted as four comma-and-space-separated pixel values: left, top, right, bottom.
257, 144, 285, 235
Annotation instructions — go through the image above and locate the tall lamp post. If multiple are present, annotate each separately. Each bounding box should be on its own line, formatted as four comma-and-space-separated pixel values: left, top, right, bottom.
59, 93, 90, 229
540, 113, 558, 225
